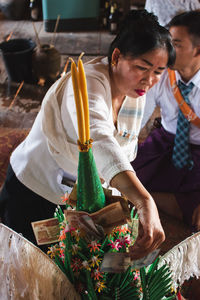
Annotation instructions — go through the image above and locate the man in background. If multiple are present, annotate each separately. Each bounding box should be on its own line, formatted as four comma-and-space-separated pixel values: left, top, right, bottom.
132, 10, 200, 233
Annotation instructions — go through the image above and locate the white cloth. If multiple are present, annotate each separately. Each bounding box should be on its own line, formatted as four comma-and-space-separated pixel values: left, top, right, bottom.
10, 57, 145, 204
141, 69, 200, 145
159, 231, 200, 291
145, 0, 200, 26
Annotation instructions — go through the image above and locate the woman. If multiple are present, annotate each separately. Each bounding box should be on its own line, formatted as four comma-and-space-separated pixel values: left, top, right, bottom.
0, 10, 175, 258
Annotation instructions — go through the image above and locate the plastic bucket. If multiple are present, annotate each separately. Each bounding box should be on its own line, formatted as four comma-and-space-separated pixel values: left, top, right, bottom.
0, 38, 36, 83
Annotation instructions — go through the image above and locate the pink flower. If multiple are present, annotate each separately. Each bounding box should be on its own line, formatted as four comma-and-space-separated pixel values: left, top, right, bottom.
134, 270, 140, 280
115, 236, 131, 248
65, 224, 76, 233
59, 224, 76, 241
108, 240, 120, 251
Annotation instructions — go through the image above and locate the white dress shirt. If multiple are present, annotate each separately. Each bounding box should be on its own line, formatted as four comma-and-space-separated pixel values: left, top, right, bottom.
142, 69, 200, 145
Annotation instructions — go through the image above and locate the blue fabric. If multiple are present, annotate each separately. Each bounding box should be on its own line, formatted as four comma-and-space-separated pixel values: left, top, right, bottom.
172, 80, 194, 170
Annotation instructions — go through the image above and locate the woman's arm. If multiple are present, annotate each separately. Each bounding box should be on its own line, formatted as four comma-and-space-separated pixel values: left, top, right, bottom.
110, 170, 165, 260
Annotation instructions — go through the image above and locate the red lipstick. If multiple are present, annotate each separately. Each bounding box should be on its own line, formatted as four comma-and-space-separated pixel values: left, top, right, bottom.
135, 89, 146, 96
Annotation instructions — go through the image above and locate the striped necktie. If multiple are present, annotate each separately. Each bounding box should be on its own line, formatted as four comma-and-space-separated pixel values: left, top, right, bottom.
172, 80, 194, 170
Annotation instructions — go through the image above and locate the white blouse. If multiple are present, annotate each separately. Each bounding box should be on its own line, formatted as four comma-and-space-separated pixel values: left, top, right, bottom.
10, 57, 145, 204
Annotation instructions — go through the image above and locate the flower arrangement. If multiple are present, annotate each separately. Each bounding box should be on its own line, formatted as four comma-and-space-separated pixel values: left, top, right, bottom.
47, 54, 176, 300
47, 205, 176, 300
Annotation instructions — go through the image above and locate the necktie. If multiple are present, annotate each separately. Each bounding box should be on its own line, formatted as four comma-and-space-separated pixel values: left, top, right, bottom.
172, 80, 194, 170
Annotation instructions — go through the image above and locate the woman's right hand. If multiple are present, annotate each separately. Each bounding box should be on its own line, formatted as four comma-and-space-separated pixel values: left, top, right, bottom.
129, 196, 165, 260
110, 170, 165, 260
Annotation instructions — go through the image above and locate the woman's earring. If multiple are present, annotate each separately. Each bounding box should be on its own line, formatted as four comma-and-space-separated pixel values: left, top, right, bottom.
111, 61, 116, 67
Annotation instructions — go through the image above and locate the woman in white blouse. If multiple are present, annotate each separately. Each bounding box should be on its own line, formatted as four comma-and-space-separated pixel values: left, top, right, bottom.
0, 10, 175, 258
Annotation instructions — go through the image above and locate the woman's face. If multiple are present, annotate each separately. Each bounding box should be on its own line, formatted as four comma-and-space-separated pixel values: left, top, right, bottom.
112, 48, 168, 98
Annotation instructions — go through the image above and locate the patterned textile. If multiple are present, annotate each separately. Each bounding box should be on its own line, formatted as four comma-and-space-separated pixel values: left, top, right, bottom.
172, 81, 194, 170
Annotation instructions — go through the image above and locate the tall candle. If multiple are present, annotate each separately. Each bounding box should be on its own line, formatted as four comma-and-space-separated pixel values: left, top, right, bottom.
70, 59, 86, 144
78, 57, 90, 142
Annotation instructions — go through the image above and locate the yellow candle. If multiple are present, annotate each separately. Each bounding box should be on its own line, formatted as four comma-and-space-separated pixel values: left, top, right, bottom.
71, 59, 86, 144
78, 58, 90, 142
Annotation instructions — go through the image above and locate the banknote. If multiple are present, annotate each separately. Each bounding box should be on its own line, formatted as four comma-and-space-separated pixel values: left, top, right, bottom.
31, 218, 60, 245
79, 215, 104, 240
65, 201, 129, 234
100, 252, 131, 273
132, 248, 160, 269
100, 249, 160, 273
68, 185, 131, 234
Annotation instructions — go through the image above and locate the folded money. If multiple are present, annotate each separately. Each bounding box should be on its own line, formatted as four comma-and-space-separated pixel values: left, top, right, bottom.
65, 201, 129, 234
78, 215, 104, 240
100, 249, 160, 273
100, 252, 131, 273
31, 200, 129, 245
68, 184, 130, 217
132, 249, 160, 269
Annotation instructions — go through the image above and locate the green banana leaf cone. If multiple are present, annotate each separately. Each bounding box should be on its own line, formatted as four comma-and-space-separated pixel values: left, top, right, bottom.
76, 147, 106, 213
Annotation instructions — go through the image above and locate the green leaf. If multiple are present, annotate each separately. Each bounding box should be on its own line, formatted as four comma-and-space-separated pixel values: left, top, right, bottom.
106, 273, 122, 288
83, 270, 98, 300
148, 264, 169, 288
54, 254, 73, 283
140, 267, 147, 297
64, 246, 75, 284
119, 266, 132, 289
140, 259, 173, 300
119, 285, 137, 297
149, 273, 171, 294
146, 257, 159, 283
150, 282, 172, 300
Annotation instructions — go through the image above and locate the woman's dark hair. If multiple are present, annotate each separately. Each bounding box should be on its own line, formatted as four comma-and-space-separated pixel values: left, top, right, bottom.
168, 10, 200, 46
108, 9, 175, 67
